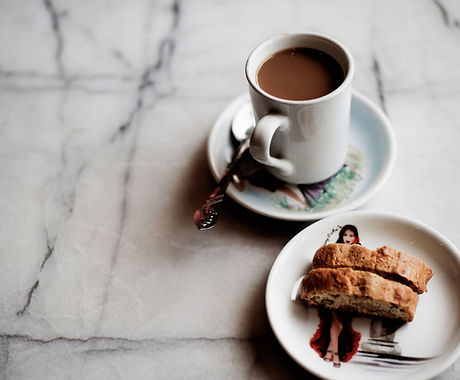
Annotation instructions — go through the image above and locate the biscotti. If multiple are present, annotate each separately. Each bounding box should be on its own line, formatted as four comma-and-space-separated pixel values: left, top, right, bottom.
312, 244, 433, 293
300, 267, 418, 321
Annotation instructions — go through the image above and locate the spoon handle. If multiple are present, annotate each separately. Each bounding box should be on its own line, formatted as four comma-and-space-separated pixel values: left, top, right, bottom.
193, 138, 249, 230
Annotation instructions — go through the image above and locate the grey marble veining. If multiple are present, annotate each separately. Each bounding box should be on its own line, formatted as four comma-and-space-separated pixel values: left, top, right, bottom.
1, 0, 460, 379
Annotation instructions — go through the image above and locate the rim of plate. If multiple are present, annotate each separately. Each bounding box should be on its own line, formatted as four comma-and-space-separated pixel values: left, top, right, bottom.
265, 210, 460, 380
207, 90, 396, 221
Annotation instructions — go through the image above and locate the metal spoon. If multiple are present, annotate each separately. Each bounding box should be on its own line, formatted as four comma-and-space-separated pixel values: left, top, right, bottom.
193, 103, 255, 230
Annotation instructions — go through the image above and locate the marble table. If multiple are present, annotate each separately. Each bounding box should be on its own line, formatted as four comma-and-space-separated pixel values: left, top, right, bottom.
1, 0, 460, 378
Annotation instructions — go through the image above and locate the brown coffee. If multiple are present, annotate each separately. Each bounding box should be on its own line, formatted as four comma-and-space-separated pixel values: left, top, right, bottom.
257, 47, 344, 101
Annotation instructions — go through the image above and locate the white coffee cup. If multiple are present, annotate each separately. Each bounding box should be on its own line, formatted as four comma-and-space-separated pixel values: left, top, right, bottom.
245, 33, 354, 184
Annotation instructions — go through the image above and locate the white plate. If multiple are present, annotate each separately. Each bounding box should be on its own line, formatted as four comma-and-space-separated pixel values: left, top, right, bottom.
207, 91, 396, 221
266, 210, 460, 380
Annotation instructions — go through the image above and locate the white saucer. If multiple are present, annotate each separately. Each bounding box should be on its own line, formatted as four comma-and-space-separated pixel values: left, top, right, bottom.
207, 91, 396, 221
266, 210, 460, 380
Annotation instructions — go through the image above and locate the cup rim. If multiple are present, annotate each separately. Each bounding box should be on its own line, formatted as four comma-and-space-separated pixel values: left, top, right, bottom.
245, 32, 354, 105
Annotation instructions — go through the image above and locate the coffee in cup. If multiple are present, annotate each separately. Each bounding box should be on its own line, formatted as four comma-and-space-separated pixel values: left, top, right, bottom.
257, 47, 344, 101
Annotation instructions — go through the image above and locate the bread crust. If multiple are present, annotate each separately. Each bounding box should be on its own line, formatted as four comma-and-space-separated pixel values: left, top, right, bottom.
300, 267, 418, 321
312, 244, 433, 293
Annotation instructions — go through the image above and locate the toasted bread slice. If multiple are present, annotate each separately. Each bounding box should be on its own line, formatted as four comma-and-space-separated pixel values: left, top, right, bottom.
300, 267, 418, 321
312, 244, 433, 294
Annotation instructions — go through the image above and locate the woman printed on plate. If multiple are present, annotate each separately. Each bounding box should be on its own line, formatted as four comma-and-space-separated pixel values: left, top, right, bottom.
310, 225, 361, 368
336, 224, 360, 245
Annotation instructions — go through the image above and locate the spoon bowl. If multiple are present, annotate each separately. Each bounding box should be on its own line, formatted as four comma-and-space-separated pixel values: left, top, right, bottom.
231, 102, 255, 142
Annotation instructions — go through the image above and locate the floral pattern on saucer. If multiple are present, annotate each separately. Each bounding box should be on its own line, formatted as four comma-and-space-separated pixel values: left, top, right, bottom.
268, 145, 365, 213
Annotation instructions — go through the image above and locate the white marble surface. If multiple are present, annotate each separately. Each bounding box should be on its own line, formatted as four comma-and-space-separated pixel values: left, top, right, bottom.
1, 0, 460, 379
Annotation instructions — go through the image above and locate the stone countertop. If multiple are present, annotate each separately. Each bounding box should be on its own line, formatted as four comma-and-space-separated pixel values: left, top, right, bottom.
1, 0, 460, 379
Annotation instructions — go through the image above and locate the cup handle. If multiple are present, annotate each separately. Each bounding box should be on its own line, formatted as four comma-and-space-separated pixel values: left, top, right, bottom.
249, 113, 294, 175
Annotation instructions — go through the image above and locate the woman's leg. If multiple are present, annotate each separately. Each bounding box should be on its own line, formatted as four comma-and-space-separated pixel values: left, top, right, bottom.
324, 312, 343, 367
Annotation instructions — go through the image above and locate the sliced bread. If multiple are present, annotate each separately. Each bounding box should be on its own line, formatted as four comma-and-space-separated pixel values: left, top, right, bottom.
312, 244, 433, 294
